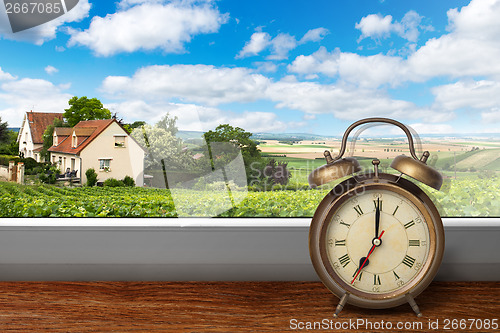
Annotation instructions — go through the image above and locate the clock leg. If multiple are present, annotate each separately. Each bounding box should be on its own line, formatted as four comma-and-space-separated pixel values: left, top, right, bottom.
333, 293, 350, 318
405, 293, 422, 317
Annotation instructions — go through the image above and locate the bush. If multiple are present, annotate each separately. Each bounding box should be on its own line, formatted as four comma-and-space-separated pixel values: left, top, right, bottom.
263, 159, 291, 186
85, 168, 98, 187
122, 175, 135, 187
39, 165, 60, 184
0, 155, 20, 166
21, 157, 42, 175
103, 178, 124, 187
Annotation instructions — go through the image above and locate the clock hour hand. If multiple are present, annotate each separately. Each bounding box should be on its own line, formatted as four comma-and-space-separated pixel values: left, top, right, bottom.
359, 256, 369, 269
351, 230, 385, 284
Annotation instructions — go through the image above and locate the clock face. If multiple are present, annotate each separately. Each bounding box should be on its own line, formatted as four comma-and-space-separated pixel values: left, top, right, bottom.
325, 188, 430, 295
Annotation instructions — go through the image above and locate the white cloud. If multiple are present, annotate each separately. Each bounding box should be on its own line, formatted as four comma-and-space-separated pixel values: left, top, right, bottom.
408, 123, 454, 134
0, 0, 90, 45
481, 109, 500, 123
236, 27, 328, 60
0, 67, 16, 81
236, 32, 271, 58
107, 100, 290, 132
264, 79, 449, 122
101, 63, 454, 125
68, 0, 228, 56
299, 27, 329, 43
291, 0, 500, 87
355, 10, 424, 43
118, 0, 164, 10
45, 65, 59, 75
0, 77, 72, 126
253, 61, 278, 73
101, 64, 270, 105
432, 80, 500, 111
289, 46, 408, 88
407, 0, 500, 79
355, 14, 394, 41
396, 10, 423, 43
268, 33, 297, 60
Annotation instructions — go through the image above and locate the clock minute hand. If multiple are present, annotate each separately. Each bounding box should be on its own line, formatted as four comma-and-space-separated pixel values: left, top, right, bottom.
351, 230, 385, 284
375, 197, 380, 239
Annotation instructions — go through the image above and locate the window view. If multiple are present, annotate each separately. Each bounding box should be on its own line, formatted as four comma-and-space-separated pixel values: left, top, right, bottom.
0, 0, 498, 218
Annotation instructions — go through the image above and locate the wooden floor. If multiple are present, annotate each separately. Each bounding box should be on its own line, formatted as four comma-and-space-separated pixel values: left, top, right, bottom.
0, 282, 498, 332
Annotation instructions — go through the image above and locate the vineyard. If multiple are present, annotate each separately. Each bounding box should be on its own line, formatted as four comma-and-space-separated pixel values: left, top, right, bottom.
0, 176, 499, 218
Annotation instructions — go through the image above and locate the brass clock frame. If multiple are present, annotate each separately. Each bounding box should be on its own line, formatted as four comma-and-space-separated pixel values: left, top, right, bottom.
309, 173, 445, 310
308, 118, 445, 317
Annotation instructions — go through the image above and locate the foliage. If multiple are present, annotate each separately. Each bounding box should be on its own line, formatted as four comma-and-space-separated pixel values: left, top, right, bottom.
131, 116, 195, 173
22, 157, 41, 175
64, 96, 111, 127
103, 178, 125, 187
0, 155, 43, 174
0, 175, 498, 218
203, 124, 265, 183
0, 155, 20, 166
122, 175, 135, 187
0, 117, 9, 145
0, 130, 19, 155
41, 118, 67, 161
38, 165, 60, 184
85, 168, 98, 187
263, 159, 291, 186
156, 113, 178, 136
123, 121, 146, 134
132, 125, 184, 169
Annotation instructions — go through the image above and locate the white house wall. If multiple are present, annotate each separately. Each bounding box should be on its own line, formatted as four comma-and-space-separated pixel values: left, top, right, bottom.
80, 122, 144, 186
17, 116, 35, 158
50, 153, 81, 178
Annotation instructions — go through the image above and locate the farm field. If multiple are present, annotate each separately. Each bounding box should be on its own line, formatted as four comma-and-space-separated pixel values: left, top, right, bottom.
259, 138, 500, 184
0, 175, 498, 217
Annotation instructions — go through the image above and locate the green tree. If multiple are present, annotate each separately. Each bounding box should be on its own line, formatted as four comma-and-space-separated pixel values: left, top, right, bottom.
85, 168, 98, 187
0, 117, 9, 144
132, 125, 184, 169
156, 113, 178, 136
203, 124, 261, 159
0, 129, 19, 155
40, 118, 67, 162
123, 120, 146, 134
203, 124, 264, 183
64, 96, 111, 127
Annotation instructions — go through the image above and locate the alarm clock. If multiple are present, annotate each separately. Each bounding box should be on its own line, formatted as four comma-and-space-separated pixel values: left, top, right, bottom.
308, 118, 444, 317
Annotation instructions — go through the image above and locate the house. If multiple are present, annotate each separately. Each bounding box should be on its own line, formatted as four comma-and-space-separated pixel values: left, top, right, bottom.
48, 119, 145, 186
17, 111, 64, 162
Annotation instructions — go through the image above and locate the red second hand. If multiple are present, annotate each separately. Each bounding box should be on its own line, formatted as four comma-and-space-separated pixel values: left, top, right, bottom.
351, 230, 385, 284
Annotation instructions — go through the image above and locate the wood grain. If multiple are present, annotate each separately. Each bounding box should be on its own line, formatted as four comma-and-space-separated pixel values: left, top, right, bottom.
0, 282, 498, 332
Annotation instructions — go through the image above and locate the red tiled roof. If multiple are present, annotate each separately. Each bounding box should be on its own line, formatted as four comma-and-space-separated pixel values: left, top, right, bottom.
48, 119, 116, 155
54, 127, 73, 136
26, 112, 63, 144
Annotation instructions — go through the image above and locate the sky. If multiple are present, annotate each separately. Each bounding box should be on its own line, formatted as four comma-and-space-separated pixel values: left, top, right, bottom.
0, 0, 499, 136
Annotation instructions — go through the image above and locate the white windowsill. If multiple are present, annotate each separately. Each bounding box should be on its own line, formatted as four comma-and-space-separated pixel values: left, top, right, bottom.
0, 217, 498, 281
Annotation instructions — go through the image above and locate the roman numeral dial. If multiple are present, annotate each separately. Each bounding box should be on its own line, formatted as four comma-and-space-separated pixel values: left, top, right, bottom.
325, 188, 430, 295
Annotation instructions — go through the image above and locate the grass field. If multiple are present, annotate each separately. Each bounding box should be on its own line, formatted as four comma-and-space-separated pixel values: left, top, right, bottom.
0, 175, 498, 217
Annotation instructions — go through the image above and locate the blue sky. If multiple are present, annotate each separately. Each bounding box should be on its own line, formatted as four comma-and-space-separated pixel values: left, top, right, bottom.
0, 0, 499, 136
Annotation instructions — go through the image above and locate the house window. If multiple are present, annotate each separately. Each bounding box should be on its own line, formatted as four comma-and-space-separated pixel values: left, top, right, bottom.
53, 134, 58, 146
72, 135, 77, 148
114, 135, 126, 147
99, 159, 111, 172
